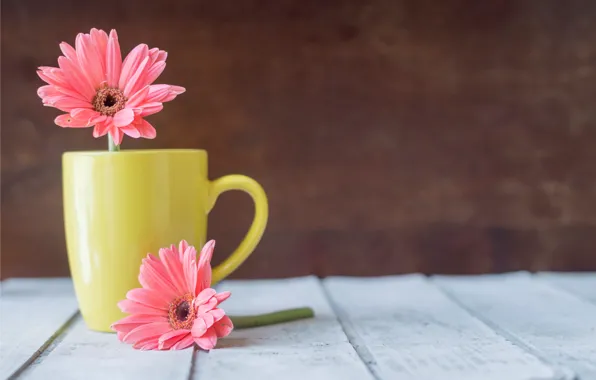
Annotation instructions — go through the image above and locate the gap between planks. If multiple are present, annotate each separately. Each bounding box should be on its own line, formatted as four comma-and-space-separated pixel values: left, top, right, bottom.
5, 276, 373, 380
323, 274, 570, 380
320, 282, 382, 380
192, 276, 374, 380
433, 272, 596, 380
4, 274, 596, 380
0, 278, 79, 380
8, 313, 80, 380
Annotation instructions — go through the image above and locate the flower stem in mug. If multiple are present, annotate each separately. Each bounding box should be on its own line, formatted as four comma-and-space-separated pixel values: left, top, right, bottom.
230, 307, 315, 329
108, 135, 120, 152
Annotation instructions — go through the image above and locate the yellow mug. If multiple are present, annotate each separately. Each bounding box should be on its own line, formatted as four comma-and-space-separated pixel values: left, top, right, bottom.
62, 149, 268, 332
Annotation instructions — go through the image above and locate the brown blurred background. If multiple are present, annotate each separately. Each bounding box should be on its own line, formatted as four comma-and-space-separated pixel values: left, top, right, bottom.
2, 0, 596, 279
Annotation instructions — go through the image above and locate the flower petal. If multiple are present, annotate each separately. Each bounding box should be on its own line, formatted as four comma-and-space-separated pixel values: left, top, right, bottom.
197, 297, 218, 314
145, 84, 185, 103
178, 240, 189, 259
162, 85, 186, 102
196, 240, 215, 293
148, 48, 167, 67
43, 95, 92, 112
90, 28, 108, 72
55, 113, 91, 128
138, 254, 180, 300
117, 299, 164, 316
213, 315, 234, 338
155, 50, 168, 65
138, 341, 160, 351
144, 85, 170, 103
56, 56, 96, 101
120, 125, 141, 138
127, 85, 150, 108
143, 61, 166, 87
113, 108, 135, 127
106, 30, 122, 87
135, 102, 163, 117
56, 86, 90, 102
171, 334, 194, 350
199, 310, 215, 329
93, 119, 112, 138
38, 84, 88, 103
132, 336, 160, 350
135, 119, 157, 139
59, 42, 78, 64
191, 317, 208, 339
119, 44, 148, 90
214, 291, 231, 304
122, 322, 172, 343
75, 33, 104, 86
56, 109, 104, 128
144, 253, 170, 278
57, 43, 96, 100
70, 108, 103, 125
122, 322, 172, 344
182, 246, 197, 293
209, 308, 226, 322
158, 330, 190, 350
111, 314, 167, 335
37, 69, 67, 89
147, 48, 160, 65
158, 247, 187, 295
38, 85, 60, 99
195, 288, 216, 307
125, 288, 170, 310
109, 124, 124, 145
123, 56, 150, 97
194, 327, 218, 351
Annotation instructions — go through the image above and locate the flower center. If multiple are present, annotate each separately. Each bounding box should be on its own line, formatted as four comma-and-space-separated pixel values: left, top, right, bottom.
176, 301, 191, 321
168, 293, 196, 330
92, 86, 127, 116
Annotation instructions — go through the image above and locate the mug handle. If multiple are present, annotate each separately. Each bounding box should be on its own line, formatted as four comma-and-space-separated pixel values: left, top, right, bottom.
207, 174, 268, 284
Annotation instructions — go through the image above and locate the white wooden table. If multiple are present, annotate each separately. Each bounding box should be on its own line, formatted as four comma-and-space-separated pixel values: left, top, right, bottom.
1, 272, 596, 380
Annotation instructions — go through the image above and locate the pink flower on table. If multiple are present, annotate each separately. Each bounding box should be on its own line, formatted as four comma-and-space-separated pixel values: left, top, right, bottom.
37, 28, 185, 145
111, 240, 233, 351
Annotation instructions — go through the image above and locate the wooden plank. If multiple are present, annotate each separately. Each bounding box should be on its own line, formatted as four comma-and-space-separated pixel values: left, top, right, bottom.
19, 316, 194, 380
538, 272, 596, 304
0, 278, 78, 379
434, 272, 596, 380
193, 276, 374, 380
324, 275, 565, 380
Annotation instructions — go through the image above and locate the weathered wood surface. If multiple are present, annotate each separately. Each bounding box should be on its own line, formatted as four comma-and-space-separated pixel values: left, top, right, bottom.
538, 272, 596, 304
434, 272, 596, 380
0, 279, 78, 379
19, 317, 194, 380
2, 274, 596, 379
194, 276, 373, 380
324, 275, 562, 380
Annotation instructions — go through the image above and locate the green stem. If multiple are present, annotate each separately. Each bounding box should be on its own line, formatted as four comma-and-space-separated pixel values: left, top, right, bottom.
230, 307, 314, 329
108, 135, 120, 152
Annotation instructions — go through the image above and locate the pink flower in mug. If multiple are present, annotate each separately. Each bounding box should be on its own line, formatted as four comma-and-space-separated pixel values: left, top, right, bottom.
111, 240, 233, 351
37, 28, 185, 145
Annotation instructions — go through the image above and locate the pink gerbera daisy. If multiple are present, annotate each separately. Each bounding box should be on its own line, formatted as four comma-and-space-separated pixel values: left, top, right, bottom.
111, 240, 234, 351
37, 28, 185, 145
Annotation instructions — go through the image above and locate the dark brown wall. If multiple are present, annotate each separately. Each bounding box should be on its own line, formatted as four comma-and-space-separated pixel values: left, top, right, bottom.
2, 0, 596, 279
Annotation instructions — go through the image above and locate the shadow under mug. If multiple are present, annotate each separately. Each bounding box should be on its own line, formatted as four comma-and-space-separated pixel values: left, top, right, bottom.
62, 149, 268, 332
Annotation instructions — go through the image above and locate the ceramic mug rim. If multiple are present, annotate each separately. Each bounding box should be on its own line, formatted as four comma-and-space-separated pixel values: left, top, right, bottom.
63, 149, 207, 158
